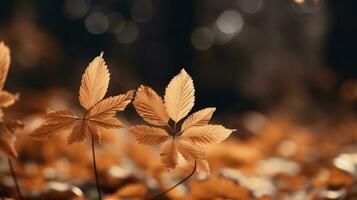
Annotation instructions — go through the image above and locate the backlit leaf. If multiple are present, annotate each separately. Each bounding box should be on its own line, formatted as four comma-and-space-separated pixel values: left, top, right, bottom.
176, 139, 205, 162
133, 85, 169, 126
30, 121, 76, 140
89, 90, 134, 118
196, 159, 210, 174
181, 125, 235, 145
88, 117, 123, 129
79, 53, 110, 109
164, 69, 195, 122
0, 42, 10, 90
129, 125, 169, 145
88, 124, 101, 144
31, 53, 132, 145
160, 139, 179, 169
181, 107, 216, 132
68, 122, 89, 145
45, 108, 79, 124
0, 135, 17, 158
1, 119, 24, 134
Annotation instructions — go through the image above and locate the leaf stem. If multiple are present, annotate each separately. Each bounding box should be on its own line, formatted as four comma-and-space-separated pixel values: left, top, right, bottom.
8, 158, 23, 200
91, 136, 102, 200
173, 123, 177, 133
151, 161, 197, 199
165, 124, 174, 133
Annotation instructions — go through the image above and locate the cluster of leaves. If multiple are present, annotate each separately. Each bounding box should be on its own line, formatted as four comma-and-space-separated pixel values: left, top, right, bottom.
0, 41, 235, 200
30, 53, 133, 145
130, 69, 235, 174
2, 40, 357, 200
0, 42, 23, 158
0, 40, 234, 173
28, 53, 235, 174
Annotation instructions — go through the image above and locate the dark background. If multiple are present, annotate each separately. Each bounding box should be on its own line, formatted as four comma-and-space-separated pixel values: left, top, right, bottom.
0, 0, 356, 119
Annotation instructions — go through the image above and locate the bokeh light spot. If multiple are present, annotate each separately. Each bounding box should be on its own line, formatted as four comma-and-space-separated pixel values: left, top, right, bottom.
85, 12, 109, 35
191, 27, 214, 51
212, 23, 234, 45
116, 21, 139, 44
216, 10, 244, 35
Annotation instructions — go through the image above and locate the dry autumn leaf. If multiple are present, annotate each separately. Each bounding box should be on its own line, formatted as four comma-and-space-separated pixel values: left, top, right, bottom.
130, 69, 236, 174
0, 42, 23, 158
164, 69, 195, 122
0, 42, 10, 90
30, 53, 134, 144
0, 42, 19, 110
0, 119, 24, 158
133, 86, 169, 126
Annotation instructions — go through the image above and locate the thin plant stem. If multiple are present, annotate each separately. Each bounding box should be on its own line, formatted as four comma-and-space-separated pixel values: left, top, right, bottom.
91, 136, 102, 200
8, 158, 23, 200
173, 123, 177, 133
151, 161, 197, 199
165, 124, 174, 133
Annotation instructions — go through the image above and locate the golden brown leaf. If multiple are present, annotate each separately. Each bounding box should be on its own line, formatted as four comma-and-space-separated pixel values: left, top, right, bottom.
31, 54, 132, 145
181, 125, 235, 145
30, 120, 76, 140
88, 124, 101, 143
129, 69, 235, 173
181, 107, 216, 131
88, 117, 123, 129
160, 139, 179, 169
133, 85, 169, 126
0, 134, 17, 158
0, 91, 19, 108
0, 118, 23, 158
129, 125, 169, 145
176, 139, 205, 162
1, 119, 24, 134
79, 53, 110, 109
0, 42, 10, 90
45, 108, 79, 124
68, 122, 89, 144
196, 159, 210, 174
30, 109, 78, 140
89, 90, 134, 118
164, 69, 195, 122
0, 42, 22, 158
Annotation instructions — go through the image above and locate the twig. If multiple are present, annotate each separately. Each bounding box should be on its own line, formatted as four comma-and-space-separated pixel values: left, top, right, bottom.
151, 161, 197, 199
91, 136, 102, 200
8, 158, 23, 200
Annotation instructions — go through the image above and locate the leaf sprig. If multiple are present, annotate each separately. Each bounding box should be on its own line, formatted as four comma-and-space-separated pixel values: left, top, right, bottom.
0, 42, 23, 158
30, 53, 134, 144
130, 69, 235, 174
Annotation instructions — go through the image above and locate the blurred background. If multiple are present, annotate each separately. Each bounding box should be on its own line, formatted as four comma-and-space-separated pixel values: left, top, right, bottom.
0, 0, 356, 118
1, 0, 357, 199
